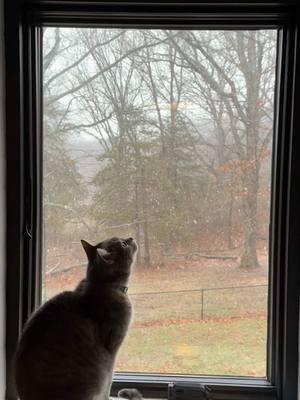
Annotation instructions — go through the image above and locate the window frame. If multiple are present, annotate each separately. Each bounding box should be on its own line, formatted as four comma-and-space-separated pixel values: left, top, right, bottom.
4, 1, 300, 400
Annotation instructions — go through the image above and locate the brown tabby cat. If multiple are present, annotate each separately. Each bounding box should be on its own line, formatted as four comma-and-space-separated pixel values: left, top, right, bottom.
15, 237, 142, 400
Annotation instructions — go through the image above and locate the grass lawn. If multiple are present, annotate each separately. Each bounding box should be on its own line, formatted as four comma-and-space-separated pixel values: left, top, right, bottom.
116, 318, 267, 377
45, 249, 268, 377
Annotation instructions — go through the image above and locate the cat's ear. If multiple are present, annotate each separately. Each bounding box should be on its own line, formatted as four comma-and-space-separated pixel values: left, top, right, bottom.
97, 248, 114, 265
81, 240, 96, 261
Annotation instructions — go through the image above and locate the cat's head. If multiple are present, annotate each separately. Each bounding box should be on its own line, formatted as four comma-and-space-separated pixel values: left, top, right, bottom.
81, 237, 138, 285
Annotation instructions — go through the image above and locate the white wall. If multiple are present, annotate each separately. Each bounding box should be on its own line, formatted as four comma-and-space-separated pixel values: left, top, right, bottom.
0, 0, 5, 396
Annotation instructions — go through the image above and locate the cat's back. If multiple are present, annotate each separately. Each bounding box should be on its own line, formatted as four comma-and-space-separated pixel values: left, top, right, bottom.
15, 290, 106, 400
16, 290, 91, 352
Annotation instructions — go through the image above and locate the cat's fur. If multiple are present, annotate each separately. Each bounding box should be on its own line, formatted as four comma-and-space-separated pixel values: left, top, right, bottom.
15, 237, 142, 400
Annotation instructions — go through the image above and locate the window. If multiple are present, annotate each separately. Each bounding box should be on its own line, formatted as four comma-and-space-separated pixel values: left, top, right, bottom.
5, 2, 300, 400
43, 27, 276, 378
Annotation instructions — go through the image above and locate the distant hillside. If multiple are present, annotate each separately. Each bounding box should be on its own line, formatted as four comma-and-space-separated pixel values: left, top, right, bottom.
66, 135, 103, 181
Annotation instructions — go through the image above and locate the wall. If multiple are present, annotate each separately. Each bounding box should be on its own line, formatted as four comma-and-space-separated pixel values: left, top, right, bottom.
0, 0, 5, 395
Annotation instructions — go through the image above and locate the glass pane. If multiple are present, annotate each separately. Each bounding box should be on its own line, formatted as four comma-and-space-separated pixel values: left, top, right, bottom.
42, 28, 277, 377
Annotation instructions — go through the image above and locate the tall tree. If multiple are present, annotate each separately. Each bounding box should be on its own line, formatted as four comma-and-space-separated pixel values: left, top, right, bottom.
169, 30, 276, 267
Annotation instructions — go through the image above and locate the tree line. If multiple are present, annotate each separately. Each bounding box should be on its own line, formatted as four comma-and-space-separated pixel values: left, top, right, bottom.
43, 28, 276, 268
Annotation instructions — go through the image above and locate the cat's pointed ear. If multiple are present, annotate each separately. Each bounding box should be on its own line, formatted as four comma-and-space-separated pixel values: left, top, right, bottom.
81, 240, 96, 261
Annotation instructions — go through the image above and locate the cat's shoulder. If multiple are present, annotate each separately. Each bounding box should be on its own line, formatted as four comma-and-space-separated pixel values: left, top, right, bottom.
25, 290, 81, 327
40, 290, 79, 310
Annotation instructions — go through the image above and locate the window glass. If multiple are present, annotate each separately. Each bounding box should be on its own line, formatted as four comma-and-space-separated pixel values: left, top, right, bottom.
42, 28, 277, 377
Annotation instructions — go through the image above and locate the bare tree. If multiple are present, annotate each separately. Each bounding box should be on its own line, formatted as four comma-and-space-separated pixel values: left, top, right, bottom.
43, 27, 276, 270
169, 30, 276, 267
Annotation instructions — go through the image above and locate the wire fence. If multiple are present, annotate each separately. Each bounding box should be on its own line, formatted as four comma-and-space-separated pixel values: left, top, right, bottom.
129, 284, 268, 324
43, 260, 268, 323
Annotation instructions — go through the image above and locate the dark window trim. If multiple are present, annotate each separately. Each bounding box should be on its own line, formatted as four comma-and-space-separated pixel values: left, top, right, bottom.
4, 2, 300, 400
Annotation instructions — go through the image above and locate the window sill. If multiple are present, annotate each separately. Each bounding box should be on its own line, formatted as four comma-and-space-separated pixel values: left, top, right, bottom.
112, 373, 276, 399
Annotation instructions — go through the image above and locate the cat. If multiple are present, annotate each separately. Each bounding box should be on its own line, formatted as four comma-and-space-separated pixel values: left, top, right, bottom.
14, 237, 143, 400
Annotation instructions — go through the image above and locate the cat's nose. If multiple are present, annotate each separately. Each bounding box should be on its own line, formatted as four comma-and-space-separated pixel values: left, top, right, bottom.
127, 237, 134, 243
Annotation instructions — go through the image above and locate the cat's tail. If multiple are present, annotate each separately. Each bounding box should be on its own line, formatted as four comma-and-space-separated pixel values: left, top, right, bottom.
118, 388, 143, 400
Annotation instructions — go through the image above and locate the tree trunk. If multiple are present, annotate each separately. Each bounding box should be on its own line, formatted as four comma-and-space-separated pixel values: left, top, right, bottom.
227, 191, 234, 249
239, 32, 261, 269
240, 170, 260, 269
134, 181, 142, 266
240, 232, 259, 268
140, 167, 151, 268
142, 220, 151, 268
240, 214, 260, 268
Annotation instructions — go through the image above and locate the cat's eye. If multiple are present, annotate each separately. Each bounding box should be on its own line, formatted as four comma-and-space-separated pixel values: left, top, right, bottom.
121, 241, 128, 248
